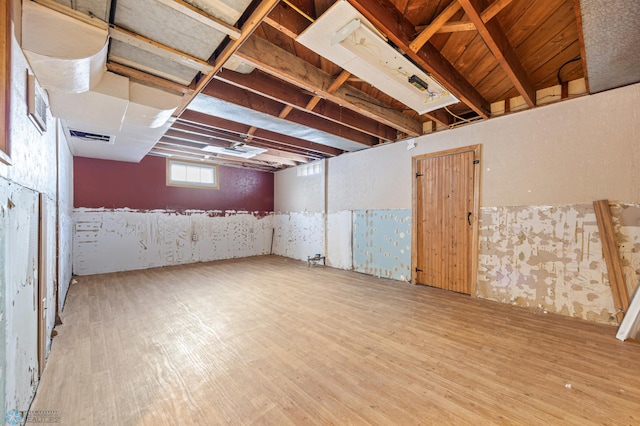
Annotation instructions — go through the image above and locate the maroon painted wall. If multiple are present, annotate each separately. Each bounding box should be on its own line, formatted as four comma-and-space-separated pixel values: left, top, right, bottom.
74, 156, 274, 211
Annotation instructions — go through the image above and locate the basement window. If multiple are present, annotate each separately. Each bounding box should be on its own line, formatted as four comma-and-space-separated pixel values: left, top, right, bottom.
166, 159, 219, 189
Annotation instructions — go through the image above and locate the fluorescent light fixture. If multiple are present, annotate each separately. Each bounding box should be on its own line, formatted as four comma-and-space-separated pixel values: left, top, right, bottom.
201, 144, 267, 159
297, 0, 458, 115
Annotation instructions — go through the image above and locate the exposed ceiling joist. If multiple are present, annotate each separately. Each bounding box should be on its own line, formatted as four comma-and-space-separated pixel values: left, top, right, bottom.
161, 132, 299, 166
235, 35, 424, 135
108, 26, 214, 73
202, 79, 378, 146
167, 123, 311, 163
175, 0, 280, 115
458, 0, 536, 107
106, 62, 193, 95
415, 0, 513, 34
155, 0, 242, 39
180, 110, 343, 157
215, 68, 395, 140
410, 1, 462, 52
152, 144, 278, 171
347, 0, 491, 119
33, 0, 108, 29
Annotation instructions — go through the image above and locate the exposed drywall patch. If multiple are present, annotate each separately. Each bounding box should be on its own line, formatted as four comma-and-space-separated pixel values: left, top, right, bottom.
272, 212, 324, 261
478, 204, 615, 324
610, 202, 640, 297
327, 211, 353, 270
353, 209, 411, 281
73, 209, 274, 275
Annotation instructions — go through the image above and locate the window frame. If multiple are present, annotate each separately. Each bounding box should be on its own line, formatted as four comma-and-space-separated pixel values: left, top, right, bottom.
166, 158, 219, 190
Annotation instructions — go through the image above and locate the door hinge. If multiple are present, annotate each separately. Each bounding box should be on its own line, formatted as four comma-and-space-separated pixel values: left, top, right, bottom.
415, 267, 423, 273
415, 173, 424, 178
473, 159, 480, 164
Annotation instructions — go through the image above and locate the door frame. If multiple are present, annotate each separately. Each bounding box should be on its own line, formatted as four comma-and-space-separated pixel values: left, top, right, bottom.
411, 144, 481, 296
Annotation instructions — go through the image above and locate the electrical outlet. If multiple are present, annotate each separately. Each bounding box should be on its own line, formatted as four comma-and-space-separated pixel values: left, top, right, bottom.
192, 233, 198, 241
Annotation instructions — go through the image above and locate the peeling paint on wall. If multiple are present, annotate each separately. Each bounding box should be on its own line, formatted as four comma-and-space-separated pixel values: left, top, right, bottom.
353, 210, 411, 281
1, 181, 40, 414
272, 212, 324, 262
73, 209, 274, 275
478, 205, 616, 324
610, 202, 640, 298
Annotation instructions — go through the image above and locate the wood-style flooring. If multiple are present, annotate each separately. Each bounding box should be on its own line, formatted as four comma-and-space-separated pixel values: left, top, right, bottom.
30, 255, 640, 425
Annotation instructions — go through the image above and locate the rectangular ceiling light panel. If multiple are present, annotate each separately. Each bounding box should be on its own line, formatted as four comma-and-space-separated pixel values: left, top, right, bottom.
202, 144, 267, 158
297, 0, 458, 114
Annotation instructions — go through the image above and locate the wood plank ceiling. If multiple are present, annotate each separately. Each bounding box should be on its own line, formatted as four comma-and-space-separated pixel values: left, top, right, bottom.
44, 0, 587, 171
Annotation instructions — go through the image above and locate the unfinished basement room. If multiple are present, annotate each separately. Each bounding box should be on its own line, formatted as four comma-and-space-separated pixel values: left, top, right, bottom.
2, 0, 640, 424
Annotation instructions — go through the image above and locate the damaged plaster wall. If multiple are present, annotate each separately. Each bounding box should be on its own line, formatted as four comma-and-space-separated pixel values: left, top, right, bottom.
353, 210, 411, 281
275, 83, 640, 324
273, 162, 326, 262
477, 205, 615, 324
73, 209, 274, 275
0, 34, 74, 417
272, 211, 324, 262
57, 133, 74, 312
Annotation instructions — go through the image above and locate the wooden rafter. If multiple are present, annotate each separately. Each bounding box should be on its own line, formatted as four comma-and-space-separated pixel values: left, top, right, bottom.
263, 9, 453, 128
202, 79, 377, 146
215, 69, 396, 140
109, 26, 213, 73
170, 122, 311, 163
235, 35, 424, 135
415, 0, 513, 33
106, 62, 193, 95
458, 0, 535, 107
155, 0, 242, 39
175, 0, 280, 115
160, 132, 299, 166
179, 110, 342, 157
571, 0, 590, 93
347, 0, 491, 119
410, 1, 462, 52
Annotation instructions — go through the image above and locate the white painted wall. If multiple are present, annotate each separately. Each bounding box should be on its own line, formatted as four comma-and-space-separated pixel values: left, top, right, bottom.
73, 210, 274, 275
0, 33, 74, 417
274, 160, 325, 213
326, 83, 640, 211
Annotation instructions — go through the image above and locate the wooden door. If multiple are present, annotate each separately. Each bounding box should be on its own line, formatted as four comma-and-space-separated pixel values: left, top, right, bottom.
412, 146, 480, 294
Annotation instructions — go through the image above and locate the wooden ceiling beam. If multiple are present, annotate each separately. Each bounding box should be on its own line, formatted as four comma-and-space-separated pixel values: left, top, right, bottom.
160, 133, 299, 166
203, 78, 378, 146
263, 7, 451, 128
155, 0, 242, 39
235, 35, 424, 135
416, 0, 513, 33
215, 69, 396, 140
152, 144, 279, 170
179, 110, 342, 157
458, 0, 536, 107
109, 26, 213, 73
168, 124, 311, 163
347, 0, 490, 119
571, 0, 590, 93
106, 62, 193, 95
410, 1, 461, 52
175, 0, 280, 115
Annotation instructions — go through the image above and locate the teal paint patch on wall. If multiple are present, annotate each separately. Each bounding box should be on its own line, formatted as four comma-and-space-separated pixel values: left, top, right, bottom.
353, 209, 411, 281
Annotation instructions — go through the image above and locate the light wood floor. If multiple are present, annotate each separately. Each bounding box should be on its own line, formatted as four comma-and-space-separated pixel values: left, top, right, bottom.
30, 255, 640, 425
